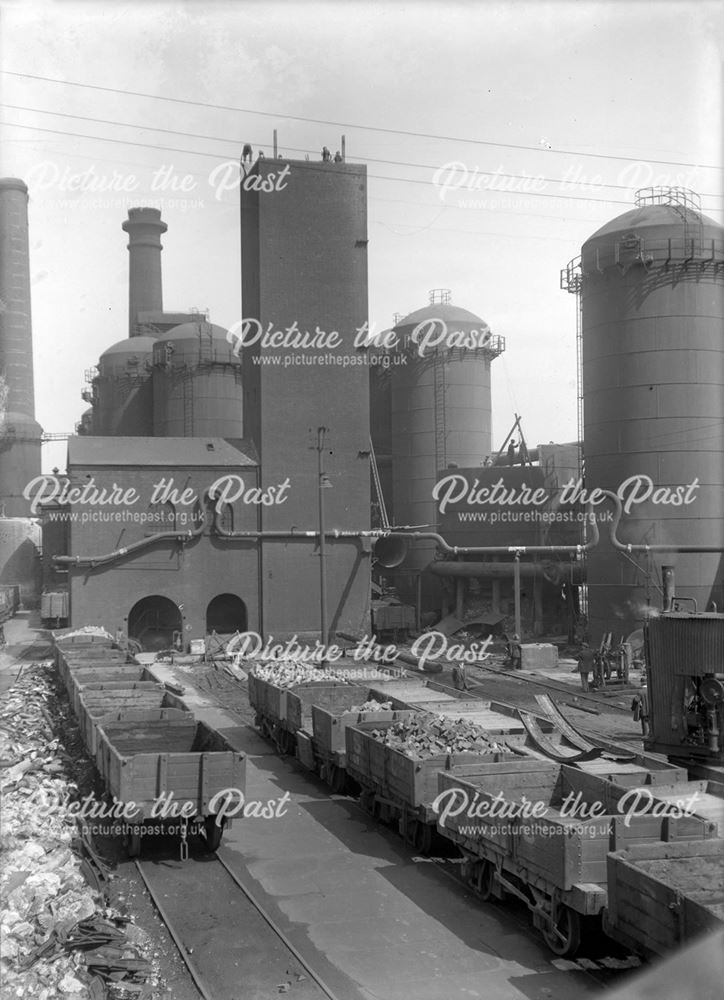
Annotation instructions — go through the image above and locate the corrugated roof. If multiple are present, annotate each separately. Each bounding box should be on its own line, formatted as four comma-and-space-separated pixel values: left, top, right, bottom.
67, 436, 258, 468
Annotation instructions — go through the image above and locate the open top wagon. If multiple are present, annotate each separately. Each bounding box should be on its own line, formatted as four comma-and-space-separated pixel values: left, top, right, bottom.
95, 716, 245, 857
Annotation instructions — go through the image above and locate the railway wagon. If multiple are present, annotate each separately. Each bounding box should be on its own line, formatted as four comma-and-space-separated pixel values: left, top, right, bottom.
249, 674, 354, 750
95, 716, 246, 857
58, 649, 131, 691
53, 629, 115, 666
603, 838, 724, 957
66, 664, 152, 714
78, 683, 190, 756
344, 717, 515, 853
309, 687, 413, 792
435, 761, 717, 957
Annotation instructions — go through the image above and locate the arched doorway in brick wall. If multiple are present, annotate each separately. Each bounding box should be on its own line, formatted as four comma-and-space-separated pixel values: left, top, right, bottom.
206, 593, 247, 635
128, 595, 182, 651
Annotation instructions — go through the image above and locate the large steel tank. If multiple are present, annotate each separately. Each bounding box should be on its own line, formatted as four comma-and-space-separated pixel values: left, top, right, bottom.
93, 336, 157, 436
389, 290, 505, 604
576, 188, 724, 638
152, 321, 242, 437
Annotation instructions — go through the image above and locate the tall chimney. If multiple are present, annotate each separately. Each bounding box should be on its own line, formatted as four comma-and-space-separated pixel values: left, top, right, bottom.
0, 178, 43, 517
122, 207, 167, 336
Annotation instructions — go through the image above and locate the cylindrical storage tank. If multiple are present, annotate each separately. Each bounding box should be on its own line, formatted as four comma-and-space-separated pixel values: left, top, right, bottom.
580, 188, 724, 639
389, 291, 504, 605
152, 321, 242, 437
94, 336, 156, 436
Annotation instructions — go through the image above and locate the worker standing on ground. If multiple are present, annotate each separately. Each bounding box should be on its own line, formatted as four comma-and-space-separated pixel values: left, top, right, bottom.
575, 642, 596, 692
505, 633, 522, 670
631, 679, 650, 735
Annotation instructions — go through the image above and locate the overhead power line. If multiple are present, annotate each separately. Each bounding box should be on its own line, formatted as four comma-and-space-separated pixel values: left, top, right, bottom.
2, 70, 720, 171
0, 120, 635, 206
4, 103, 720, 201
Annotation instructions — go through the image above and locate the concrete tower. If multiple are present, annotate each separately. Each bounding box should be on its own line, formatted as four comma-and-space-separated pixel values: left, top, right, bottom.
0, 178, 43, 517
240, 157, 371, 640
121, 207, 167, 336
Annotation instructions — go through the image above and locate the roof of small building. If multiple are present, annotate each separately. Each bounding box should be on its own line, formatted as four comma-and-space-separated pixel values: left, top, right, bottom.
67, 436, 258, 468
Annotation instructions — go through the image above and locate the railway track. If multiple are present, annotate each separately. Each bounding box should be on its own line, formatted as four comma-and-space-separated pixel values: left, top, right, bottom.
134, 844, 358, 1000
134, 819, 639, 1000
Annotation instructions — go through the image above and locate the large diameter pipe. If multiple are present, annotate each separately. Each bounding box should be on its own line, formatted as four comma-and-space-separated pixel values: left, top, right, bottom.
53, 517, 205, 567
426, 561, 585, 582
603, 490, 724, 554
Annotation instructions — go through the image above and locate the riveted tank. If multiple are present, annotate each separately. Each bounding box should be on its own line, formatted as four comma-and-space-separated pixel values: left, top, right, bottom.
92, 335, 157, 436
152, 320, 242, 437
574, 188, 724, 638
389, 290, 505, 605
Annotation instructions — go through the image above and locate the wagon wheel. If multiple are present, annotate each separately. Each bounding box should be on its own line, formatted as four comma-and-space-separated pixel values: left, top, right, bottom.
476, 860, 496, 902
328, 764, 346, 795
126, 829, 142, 858
413, 821, 432, 855
359, 790, 375, 814
541, 905, 581, 957
204, 815, 226, 853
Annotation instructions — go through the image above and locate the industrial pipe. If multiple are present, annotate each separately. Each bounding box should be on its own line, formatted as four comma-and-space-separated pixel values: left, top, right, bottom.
602, 491, 724, 554
212, 508, 601, 557
425, 560, 585, 582
52, 516, 206, 568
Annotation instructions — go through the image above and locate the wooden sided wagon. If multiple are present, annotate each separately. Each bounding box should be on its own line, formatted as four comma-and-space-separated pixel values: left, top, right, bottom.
95, 716, 245, 857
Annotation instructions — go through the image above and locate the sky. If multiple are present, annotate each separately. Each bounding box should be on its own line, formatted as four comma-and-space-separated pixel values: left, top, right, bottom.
1, 0, 722, 473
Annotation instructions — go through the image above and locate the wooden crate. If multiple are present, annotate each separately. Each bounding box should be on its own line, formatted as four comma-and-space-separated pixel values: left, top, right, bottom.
96, 719, 245, 819
606, 839, 724, 956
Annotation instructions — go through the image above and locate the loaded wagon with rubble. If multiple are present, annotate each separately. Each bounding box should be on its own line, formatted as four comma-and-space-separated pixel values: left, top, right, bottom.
344, 712, 517, 853
247, 660, 396, 755
435, 760, 719, 956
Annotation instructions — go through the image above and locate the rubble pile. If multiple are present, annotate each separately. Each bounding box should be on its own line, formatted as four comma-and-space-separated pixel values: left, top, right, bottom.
348, 699, 394, 713
54, 627, 115, 642
0, 664, 156, 999
370, 713, 507, 758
